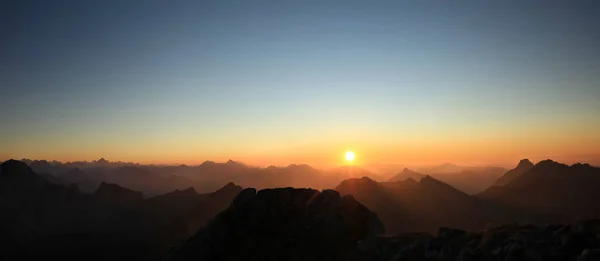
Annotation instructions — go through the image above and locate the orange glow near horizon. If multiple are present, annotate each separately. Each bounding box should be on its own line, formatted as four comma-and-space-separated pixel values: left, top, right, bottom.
2, 120, 600, 169
3, 136, 600, 171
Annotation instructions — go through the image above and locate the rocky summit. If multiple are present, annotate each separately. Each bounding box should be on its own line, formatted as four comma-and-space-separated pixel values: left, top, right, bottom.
350, 219, 600, 261
167, 187, 385, 261
167, 185, 600, 261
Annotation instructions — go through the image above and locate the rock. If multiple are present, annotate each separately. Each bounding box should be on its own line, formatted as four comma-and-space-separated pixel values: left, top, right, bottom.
578, 248, 600, 261
230, 187, 256, 208
167, 187, 383, 261
93, 182, 144, 208
0, 159, 34, 179
438, 227, 467, 238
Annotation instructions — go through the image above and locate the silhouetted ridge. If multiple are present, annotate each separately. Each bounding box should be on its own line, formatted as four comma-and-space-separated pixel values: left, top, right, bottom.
96, 157, 109, 164
170, 187, 199, 197
225, 159, 237, 165
535, 159, 568, 169
0, 161, 247, 260
94, 181, 142, 195
231, 187, 257, 207
337, 174, 529, 234
490, 158, 534, 187
286, 163, 317, 171
93, 182, 144, 207
218, 182, 240, 191
419, 175, 439, 185
167, 187, 384, 261
199, 160, 215, 167
479, 159, 600, 221
517, 158, 534, 168
402, 177, 419, 185
572, 162, 592, 168
1, 159, 34, 178
388, 168, 425, 182
419, 175, 463, 193
337, 176, 382, 193
415, 163, 506, 194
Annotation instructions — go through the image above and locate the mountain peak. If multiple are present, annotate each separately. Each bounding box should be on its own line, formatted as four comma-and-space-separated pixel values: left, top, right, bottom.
180, 187, 197, 194
534, 159, 568, 169
168, 187, 384, 260
571, 162, 592, 168
360, 176, 376, 183
517, 159, 533, 168
218, 182, 242, 191
1, 159, 34, 178
336, 176, 381, 193
200, 160, 216, 166
489, 159, 535, 187
388, 168, 424, 182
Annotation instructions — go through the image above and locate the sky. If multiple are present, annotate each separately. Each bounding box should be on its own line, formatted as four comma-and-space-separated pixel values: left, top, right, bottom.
1, 1, 600, 168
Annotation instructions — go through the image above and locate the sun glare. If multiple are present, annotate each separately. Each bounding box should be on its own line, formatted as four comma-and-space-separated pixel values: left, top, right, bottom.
345, 151, 355, 162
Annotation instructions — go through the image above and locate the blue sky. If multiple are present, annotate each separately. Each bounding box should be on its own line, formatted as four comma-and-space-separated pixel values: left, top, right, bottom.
1, 1, 599, 166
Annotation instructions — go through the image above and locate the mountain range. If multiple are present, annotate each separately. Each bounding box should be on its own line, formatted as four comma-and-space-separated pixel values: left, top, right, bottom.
479, 159, 600, 222
0, 160, 241, 260
21, 158, 384, 196
1, 157, 600, 260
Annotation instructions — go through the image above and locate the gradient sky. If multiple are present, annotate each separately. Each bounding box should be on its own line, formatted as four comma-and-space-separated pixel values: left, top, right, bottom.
1, 1, 599, 167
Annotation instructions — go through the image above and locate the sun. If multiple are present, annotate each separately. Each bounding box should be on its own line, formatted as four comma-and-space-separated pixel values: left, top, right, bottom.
345, 151, 355, 162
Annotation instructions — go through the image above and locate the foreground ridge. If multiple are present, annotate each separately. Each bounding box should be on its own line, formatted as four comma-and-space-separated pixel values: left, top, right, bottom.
167, 187, 600, 261
167, 187, 385, 261
352, 219, 600, 261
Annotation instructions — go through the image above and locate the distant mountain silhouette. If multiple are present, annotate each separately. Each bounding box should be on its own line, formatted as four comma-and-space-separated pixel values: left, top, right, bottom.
3, 158, 600, 260
167, 187, 384, 261
337, 176, 541, 234
141, 182, 242, 236
388, 168, 425, 182
479, 159, 600, 222
93, 182, 144, 208
491, 158, 534, 187
0, 160, 242, 260
28, 162, 202, 196
53, 167, 99, 192
24, 159, 387, 195
0, 160, 119, 259
419, 162, 465, 173
337, 176, 475, 233
414, 164, 506, 194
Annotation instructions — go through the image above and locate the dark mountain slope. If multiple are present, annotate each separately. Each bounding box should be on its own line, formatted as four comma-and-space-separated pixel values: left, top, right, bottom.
167, 187, 384, 261
351, 219, 600, 261
491, 158, 534, 187
93, 182, 144, 208
388, 168, 425, 182
478, 160, 600, 222
0, 160, 242, 261
337, 176, 541, 234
